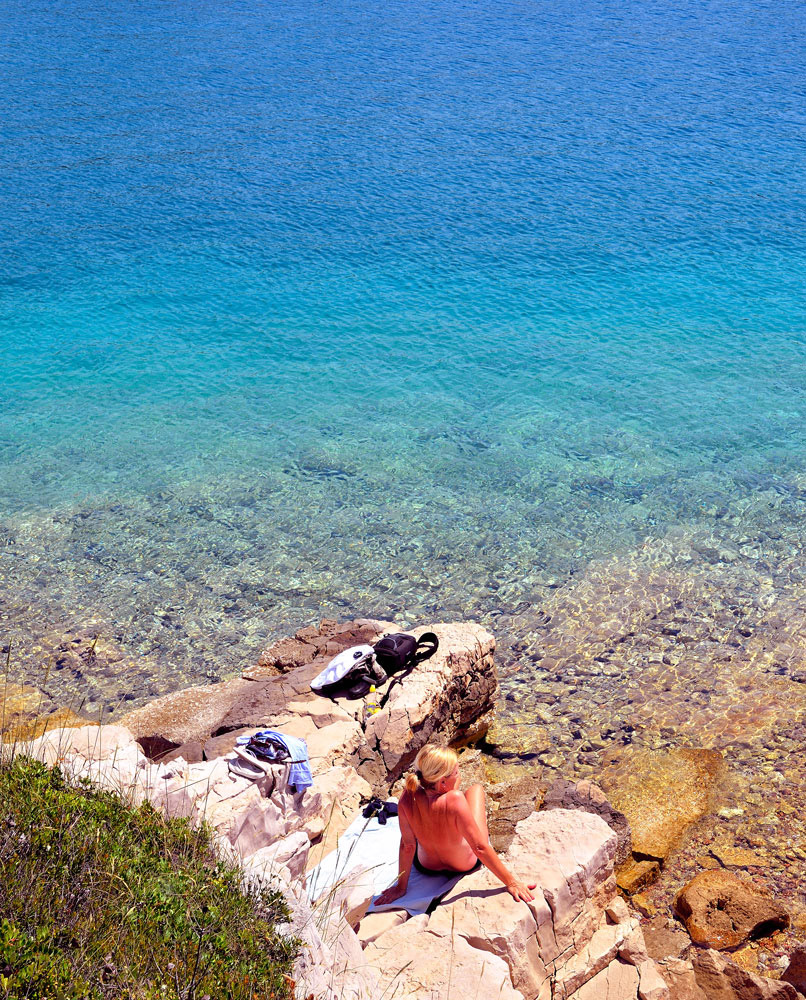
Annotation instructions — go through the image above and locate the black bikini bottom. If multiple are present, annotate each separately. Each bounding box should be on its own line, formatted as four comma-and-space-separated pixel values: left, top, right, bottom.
413, 850, 482, 879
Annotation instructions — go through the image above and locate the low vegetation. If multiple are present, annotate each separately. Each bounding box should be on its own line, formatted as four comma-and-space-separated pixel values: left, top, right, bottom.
0, 754, 298, 999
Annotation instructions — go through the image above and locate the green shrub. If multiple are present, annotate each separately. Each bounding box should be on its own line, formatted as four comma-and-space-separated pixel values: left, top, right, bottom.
0, 756, 298, 999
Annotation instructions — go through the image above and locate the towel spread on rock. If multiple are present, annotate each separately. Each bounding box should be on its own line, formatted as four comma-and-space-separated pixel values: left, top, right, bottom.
235, 730, 313, 790
306, 811, 473, 916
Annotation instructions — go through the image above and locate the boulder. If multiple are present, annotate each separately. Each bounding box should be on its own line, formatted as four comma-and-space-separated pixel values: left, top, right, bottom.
362, 916, 526, 1000
692, 948, 799, 1000
360, 809, 668, 1000
119, 619, 497, 799
118, 676, 257, 744
359, 622, 497, 788
542, 778, 632, 865
598, 747, 724, 861
488, 773, 545, 852
618, 858, 661, 895
674, 870, 789, 950
782, 945, 806, 995
246, 618, 392, 678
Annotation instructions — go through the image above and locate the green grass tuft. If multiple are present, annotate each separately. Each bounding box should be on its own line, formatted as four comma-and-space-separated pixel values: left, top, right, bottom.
0, 756, 298, 1000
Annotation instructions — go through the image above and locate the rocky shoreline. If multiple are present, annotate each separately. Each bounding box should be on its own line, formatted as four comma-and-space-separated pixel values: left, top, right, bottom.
4, 617, 806, 999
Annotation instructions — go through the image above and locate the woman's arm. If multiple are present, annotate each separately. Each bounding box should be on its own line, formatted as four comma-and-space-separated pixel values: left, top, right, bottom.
450, 793, 535, 903
374, 800, 417, 905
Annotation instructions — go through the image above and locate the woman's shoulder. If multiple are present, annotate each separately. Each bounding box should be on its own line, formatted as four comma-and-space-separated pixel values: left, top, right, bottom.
442, 789, 469, 811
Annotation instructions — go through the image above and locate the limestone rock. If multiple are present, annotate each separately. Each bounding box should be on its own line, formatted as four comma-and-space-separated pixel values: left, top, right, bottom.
641, 919, 692, 963
430, 810, 633, 998
283, 879, 379, 1000
358, 806, 667, 1000
568, 959, 639, 999
246, 618, 393, 679
542, 778, 632, 865
782, 945, 806, 995
118, 676, 256, 744
362, 918, 526, 1000
203, 728, 252, 760
165, 740, 204, 764
674, 869, 789, 950
359, 622, 497, 788
21, 724, 148, 798
244, 831, 310, 880
598, 747, 724, 861
692, 948, 799, 999
488, 773, 545, 852
120, 619, 496, 803
637, 958, 672, 1000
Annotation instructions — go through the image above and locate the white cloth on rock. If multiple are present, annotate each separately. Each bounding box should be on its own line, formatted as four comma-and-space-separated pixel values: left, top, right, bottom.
307, 813, 470, 916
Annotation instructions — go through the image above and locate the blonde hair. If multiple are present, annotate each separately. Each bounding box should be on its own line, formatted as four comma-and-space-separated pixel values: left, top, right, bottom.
404, 745, 458, 794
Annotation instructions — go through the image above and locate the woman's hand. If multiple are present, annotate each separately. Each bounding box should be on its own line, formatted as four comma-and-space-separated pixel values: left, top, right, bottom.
506, 880, 536, 903
375, 882, 407, 906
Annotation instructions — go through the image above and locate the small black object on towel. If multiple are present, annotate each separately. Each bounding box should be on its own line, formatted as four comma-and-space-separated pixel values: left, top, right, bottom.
362, 797, 399, 824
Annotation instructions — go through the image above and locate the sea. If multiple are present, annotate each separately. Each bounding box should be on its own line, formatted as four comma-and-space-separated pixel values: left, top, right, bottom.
1, 0, 805, 733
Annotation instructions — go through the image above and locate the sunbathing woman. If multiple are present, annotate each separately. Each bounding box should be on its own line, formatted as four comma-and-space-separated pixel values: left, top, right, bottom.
375, 745, 535, 905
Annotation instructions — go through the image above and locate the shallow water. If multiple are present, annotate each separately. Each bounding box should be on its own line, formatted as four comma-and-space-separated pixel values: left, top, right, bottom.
1, 0, 805, 726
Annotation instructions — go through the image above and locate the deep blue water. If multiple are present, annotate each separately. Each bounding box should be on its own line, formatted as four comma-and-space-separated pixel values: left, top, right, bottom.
1, 0, 805, 705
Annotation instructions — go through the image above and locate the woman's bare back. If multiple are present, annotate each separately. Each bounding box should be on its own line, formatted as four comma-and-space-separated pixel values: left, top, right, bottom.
399, 787, 482, 871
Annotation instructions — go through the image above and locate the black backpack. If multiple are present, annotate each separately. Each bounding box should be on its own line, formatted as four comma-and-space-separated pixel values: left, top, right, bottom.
315, 632, 440, 700
373, 632, 439, 675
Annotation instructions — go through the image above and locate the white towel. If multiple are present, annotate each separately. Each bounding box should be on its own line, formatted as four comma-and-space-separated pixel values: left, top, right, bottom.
306, 813, 470, 917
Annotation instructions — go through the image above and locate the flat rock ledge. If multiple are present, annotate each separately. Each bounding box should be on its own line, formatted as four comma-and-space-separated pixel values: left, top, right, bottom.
117, 618, 498, 793
11, 618, 669, 1000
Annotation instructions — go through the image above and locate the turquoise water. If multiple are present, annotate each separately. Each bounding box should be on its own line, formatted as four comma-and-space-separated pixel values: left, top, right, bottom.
1, 0, 805, 710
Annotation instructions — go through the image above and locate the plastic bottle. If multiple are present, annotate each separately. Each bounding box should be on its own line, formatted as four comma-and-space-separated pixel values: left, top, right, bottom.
364, 685, 381, 721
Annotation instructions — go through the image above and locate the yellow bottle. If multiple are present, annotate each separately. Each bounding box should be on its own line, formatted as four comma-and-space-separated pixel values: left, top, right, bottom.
364, 684, 381, 719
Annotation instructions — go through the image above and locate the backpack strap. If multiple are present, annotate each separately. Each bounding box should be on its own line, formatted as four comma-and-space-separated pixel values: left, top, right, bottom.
413, 631, 439, 664
379, 632, 440, 704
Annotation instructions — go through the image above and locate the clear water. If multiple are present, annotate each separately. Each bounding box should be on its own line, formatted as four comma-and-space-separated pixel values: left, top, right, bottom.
1, 0, 805, 711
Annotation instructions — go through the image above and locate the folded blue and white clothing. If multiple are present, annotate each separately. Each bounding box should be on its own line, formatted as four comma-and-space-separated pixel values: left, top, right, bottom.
235, 729, 313, 790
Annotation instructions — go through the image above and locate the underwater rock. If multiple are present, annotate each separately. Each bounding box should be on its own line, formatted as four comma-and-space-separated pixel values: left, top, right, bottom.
485, 715, 554, 757
674, 869, 790, 950
617, 858, 661, 896
691, 948, 798, 999
598, 747, 724, 861
781, 944, 806, 995
0, 681, 41, 713
5, 705, 91, 740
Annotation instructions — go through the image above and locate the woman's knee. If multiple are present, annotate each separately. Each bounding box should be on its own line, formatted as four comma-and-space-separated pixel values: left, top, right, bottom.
465, 782, 486, 806
465, 783, 488, 825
